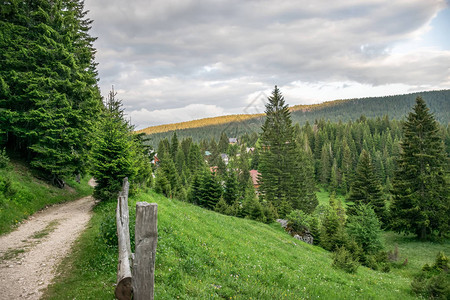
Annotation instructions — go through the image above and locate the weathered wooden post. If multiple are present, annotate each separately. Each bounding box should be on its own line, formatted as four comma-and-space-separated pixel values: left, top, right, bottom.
133, 202, 158, 300
115, 178, 132, 300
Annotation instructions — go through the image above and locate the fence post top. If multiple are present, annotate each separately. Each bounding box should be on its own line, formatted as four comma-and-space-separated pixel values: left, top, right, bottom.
136, 202, 158, 208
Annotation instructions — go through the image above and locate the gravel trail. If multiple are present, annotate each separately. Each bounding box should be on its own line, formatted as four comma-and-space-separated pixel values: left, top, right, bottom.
0, 181, 96, 299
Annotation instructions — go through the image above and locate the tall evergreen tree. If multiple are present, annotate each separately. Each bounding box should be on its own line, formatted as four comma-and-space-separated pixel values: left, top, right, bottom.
218, 132, 229, 153
0, 0, 101, 184
223, 170, 239, 205
258, 86, 317, 213
199, 171, 222, 209
390, 97, 449, 239
170, 131, 179, 160
347, 150, 386, 221
90, 89, 136, 201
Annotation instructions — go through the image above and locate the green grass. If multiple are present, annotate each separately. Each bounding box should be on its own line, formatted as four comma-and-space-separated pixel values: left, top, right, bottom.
0, 161, 93, 235
42, 190, 448, 300
316, 187, 346, 206
383, 232, 450, 278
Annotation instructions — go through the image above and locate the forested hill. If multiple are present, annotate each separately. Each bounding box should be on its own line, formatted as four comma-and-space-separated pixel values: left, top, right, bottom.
141, 89, 450, 146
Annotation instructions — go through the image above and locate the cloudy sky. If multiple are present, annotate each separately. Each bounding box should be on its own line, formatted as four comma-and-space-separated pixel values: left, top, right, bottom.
84, 0, 450, 129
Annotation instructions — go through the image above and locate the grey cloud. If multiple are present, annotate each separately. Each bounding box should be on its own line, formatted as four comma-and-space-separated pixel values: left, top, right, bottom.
84, 0, 449, 124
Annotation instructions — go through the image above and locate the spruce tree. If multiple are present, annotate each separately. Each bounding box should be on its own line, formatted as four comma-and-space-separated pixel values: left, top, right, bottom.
347, 150, 386, 221
218, 132, 229, 153
0, 0, 101, 184
90, 89, 136, 201
391, 97, 449, 239
258, 86, 317, 214
223, 170, 239, 205
170, 131, 179, 160
199, 171, 222, 209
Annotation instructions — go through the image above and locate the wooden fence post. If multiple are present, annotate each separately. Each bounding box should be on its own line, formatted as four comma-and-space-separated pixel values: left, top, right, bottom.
115, 178, 132, 300
133, 202, 158, 300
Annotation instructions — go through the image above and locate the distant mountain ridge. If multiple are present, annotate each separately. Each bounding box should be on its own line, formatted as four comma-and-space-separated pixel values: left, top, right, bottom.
139, 89, 450, 145
136, 98, 354, 135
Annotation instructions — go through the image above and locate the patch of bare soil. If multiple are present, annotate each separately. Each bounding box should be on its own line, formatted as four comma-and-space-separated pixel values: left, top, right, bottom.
0, 195, 95, 299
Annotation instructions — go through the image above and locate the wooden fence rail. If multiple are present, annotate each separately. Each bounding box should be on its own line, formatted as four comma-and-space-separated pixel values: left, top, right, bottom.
115, 178, 158, 300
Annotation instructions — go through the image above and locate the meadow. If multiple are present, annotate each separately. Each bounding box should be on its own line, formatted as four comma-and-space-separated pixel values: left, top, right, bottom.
44, 190, 449, 299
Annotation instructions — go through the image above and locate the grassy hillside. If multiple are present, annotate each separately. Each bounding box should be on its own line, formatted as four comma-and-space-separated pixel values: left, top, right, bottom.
143, 89, 450, 146
0, 161, 93, 235
44, 190, 449, 299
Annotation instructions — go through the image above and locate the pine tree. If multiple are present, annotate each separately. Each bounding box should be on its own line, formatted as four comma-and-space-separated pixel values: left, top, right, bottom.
159, 157, 180, 198
218, 132, 229, 153
347, 150, 386, 221
214, 197, 229, 214
251, 147, 260, 170
223, 170, 239, 205
320, 143, 331, 186
187, 143, 204, 175
170, 131, 179, 160
258, 86, 317, 214
154, 170, 171, 198
188, 172, 202, 205
199, 171, 222, 209
0, 0, 101, 184
391, 97, 449, 239
90, 89, 136, 201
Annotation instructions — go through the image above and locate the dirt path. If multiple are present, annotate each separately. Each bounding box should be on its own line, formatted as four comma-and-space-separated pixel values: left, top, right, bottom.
0, 180, 96, 299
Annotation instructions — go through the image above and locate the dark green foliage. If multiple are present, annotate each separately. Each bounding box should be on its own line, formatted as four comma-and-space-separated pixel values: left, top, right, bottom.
188, 173, 202, 205
261, 200, 278, 223
258, 86, 317, 214
250, 147, 260, 170
0, 148, 9, 169
187, 143, 204, 174
411, 252, 450, 299
158, 157, 180, 197
332, 246, 359, 274
0, 0, 102, 185
218, 132, 229, 153
170, 132, 179, 160
391, 97, 449, 239
242, 188, 265, 222
320, 197, 348, 251
154, 170, 171, 198
91, 89, 151, 201
223, 170, 238, 205
198, 171, 222, 209
286, 209, 319, 239
214, 197, 229, 214
347, 150, 386, 221
346, 204, 383, 254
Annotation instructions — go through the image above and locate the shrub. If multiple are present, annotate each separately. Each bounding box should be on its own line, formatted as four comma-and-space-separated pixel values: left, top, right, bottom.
0, 148, 9, 169
286, 209, 320, 242
346, 203, 383, 254
332, 246, 359, 274
411, 251, 450, 299
214, 197, 229, 214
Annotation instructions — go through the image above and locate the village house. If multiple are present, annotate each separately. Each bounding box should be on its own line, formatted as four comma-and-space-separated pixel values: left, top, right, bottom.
228, 137, 238, 145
